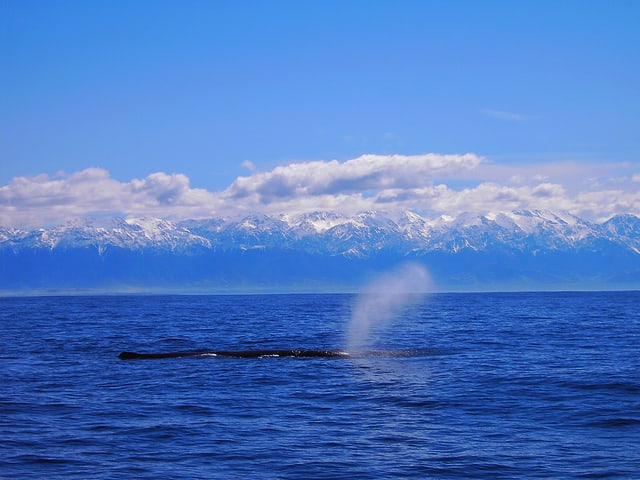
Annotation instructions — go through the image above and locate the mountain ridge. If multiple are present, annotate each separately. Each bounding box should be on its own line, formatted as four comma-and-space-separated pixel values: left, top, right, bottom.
2, 210, 639, 292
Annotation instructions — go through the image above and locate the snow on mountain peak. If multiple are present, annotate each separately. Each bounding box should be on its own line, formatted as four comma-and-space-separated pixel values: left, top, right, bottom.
291, 211, 350, 234
1, 210, 638, 257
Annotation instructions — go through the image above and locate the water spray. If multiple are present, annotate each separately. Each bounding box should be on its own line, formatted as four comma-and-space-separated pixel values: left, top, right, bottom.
347, 263, 431, 352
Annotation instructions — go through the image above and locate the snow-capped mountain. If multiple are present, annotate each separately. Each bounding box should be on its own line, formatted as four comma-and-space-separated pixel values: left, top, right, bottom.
602, 214, 640, 253
0, 216, 211, 253
5, 209, 625, 254
1, 210, 639, 292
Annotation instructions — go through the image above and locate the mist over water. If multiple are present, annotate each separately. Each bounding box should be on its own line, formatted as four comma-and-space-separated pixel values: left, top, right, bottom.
347, 263, 432, 351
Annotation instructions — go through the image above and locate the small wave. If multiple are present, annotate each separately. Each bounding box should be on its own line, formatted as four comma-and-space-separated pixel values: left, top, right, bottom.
582, 417, 640, 428
351, 348, 447, 358
562, 380, 640, 395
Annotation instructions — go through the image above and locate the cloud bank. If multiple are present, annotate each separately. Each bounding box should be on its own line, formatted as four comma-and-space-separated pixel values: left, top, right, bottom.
1, 154, 639, 227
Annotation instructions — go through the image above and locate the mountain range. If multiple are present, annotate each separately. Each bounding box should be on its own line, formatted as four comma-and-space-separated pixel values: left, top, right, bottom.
1, 210, 639, 293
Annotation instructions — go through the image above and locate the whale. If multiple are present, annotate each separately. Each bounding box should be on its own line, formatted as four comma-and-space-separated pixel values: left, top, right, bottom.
118, 348, 444, 360
118, 349, 350, 360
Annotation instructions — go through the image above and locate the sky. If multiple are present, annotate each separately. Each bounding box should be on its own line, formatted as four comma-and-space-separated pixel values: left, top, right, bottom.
1, 0, 639, 227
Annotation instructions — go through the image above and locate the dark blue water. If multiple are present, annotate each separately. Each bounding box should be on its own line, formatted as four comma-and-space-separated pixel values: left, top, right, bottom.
1, 292, 639, 479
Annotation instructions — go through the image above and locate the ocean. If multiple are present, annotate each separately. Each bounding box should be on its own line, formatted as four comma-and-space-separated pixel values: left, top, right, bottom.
1, 291, 639, 479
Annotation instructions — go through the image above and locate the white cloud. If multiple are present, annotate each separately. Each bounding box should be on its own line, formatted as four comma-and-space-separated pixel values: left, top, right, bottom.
372, 182, 576, 217
241, 160, 257, 172
1, 153, 639, 227
226, 153, 483, 200
481, 109, 533, 121
0, 169, 223, 227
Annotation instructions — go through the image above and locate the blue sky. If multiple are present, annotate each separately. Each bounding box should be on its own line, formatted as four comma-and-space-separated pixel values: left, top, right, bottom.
1, 1, 639, 226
